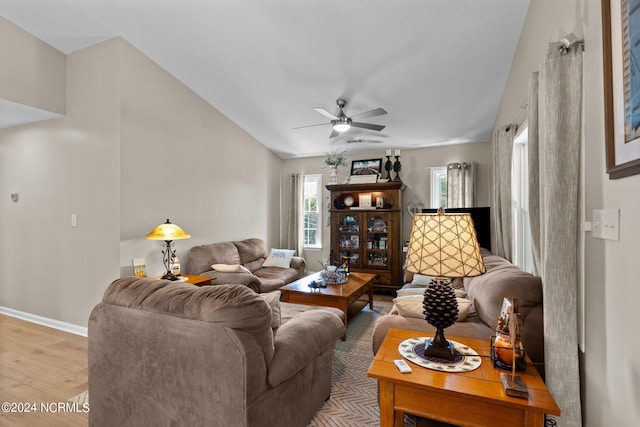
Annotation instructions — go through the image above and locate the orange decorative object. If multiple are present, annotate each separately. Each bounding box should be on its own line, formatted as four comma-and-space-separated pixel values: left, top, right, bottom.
494, 332, 524, 366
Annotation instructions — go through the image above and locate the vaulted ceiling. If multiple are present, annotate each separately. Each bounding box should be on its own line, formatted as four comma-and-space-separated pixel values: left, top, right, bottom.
0, 0, 530, 158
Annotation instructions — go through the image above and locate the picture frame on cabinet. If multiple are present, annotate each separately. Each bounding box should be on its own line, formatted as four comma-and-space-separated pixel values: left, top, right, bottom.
359, 193, 372, 208
602, 0, 640, 178
350, 158, 382, 176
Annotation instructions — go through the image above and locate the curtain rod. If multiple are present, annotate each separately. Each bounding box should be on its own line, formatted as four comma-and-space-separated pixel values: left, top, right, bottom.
557, 32, 584, 54
508, 101, 528, 128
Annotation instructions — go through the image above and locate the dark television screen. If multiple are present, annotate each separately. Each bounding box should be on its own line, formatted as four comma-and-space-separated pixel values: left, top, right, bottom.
420, 207, 491, 251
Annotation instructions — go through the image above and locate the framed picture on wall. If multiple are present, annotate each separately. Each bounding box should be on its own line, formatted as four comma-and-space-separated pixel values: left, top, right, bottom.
602, 0, 640, 178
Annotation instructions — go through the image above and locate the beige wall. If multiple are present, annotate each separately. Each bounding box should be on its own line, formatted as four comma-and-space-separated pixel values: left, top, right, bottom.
280, 143, 491, 270
0, 39, 121, 326
0, 27, 282, 325
0, 17, 65, 114
494, 0, 640, 425
117, 40, 282, 277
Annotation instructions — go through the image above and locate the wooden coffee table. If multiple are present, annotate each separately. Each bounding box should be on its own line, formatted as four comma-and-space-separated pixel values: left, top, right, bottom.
368, 328, 561, 427
279, 271, 377, 328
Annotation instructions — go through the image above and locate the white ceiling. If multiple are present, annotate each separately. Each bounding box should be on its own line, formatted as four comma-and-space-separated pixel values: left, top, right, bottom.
0, 0, 530, 159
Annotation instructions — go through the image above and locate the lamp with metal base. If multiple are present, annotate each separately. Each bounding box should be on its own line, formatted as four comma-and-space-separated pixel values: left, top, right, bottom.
404, 208, 486, 360
145, 219, 191, 281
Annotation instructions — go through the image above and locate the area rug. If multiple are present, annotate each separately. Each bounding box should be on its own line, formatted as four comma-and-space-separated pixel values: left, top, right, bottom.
307, 300, 392, 426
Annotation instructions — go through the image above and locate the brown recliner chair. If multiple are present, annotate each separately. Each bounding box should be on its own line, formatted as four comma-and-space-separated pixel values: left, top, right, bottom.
88, 277, 345, 427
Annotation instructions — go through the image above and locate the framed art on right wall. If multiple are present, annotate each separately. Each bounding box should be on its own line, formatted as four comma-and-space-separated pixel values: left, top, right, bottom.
602, 0, 640, 178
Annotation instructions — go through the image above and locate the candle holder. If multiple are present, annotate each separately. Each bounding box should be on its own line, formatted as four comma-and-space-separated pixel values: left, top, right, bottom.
393, 155, 402, 182
384, 155, 393, 180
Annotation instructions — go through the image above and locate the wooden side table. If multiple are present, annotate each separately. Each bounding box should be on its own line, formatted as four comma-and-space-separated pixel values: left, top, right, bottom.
154, 275, 213, 287
180, 275, 213, 286
367, 328, 560, 427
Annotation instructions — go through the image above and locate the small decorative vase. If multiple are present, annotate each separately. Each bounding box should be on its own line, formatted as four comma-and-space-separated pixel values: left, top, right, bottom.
170, 256, 181, 276
329, 166, 338, 184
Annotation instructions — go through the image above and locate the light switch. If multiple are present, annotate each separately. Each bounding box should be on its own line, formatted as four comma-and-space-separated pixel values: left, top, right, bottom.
592, 209, 619, 241
71, 214, 78, 227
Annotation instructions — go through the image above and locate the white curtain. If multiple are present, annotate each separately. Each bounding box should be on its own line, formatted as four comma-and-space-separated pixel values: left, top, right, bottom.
287, 173, 304, 257
528, 43, 583, 427
446, 162, 476, 208
492, 126, 516, 261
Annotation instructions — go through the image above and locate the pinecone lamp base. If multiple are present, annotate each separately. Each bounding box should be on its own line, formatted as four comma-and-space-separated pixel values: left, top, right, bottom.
422, 277, 459, 361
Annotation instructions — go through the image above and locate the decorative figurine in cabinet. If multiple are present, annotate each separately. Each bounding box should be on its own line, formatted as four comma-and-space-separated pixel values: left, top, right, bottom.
327, 181, 403, 292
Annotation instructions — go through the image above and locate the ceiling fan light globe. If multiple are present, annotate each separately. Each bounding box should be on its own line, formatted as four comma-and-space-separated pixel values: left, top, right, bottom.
332, 117, 351, 132
333, 123, 351, 132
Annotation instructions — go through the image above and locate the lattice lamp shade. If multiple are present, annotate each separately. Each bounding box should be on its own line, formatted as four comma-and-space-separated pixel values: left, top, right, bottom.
404, 212, 485, 278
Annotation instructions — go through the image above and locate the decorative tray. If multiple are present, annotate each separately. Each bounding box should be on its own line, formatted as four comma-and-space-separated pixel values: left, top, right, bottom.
398, 337, 482, 373
319, 272, 348, 285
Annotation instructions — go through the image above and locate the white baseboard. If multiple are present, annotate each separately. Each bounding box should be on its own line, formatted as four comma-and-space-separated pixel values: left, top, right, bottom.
0, 306, 88, 337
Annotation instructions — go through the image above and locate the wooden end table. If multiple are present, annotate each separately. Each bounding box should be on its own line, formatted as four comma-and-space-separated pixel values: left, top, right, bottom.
155, 274, 213, 287
181, 275, 213, 286
279, 271, 376, 328
367, 328, 561, 427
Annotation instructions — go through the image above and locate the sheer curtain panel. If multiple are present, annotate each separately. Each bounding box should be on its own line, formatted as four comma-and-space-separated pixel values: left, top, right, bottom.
492, 126, 515, 261
528, 43, 583, 427
287, 173, 304, 257
446, 162, 476, 208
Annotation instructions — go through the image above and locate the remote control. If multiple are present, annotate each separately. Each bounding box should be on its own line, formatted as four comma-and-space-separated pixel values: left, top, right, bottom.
394, 359, 412, 373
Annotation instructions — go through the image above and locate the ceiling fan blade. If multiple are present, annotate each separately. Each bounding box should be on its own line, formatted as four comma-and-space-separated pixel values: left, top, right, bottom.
351, 122, 386, 132
313, 107, 338, 120
329, 129, 340, 138
292, 123, 329, 130
346, 139, 384, 144
350, 107, 387, 120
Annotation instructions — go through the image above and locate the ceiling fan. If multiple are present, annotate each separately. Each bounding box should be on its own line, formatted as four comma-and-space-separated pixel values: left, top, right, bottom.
294, 98, 387, 138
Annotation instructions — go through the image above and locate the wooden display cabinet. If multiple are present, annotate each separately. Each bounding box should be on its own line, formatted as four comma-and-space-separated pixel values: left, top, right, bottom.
327, 182, 403, 292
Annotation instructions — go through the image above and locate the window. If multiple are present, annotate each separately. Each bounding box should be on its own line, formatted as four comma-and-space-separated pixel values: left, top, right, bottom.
430, 166, 447, 208
512, 124, 533, 272
303, 174, 322, 249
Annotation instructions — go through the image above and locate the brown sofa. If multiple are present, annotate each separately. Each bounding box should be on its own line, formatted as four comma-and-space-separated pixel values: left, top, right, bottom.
372, 250, 545, 375
88, 277, 345, 427
185, 238, 305, 293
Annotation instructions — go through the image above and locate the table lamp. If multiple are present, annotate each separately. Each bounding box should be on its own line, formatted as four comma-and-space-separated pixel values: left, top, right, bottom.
404, 208, 485, 360
145, 219, 191, 280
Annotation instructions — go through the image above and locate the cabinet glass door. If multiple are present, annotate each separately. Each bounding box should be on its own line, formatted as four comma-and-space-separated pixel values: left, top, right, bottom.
338, 214, 360, 265
365, 215, 389, 268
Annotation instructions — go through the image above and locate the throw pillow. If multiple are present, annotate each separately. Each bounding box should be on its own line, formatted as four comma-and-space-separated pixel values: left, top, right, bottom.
393, 295, 473, 322
397, 285, 467, 299
260, 291, 282, 331
396, 287, 427, 297
411, 274, 433, 286
262, 249, 296, 269
211, 264, 250, 273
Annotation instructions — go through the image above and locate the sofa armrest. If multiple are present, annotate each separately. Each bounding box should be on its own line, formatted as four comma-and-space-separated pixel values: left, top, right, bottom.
290, 256, 306, 271
201, 271, 261, 293
267, 310, 344, 387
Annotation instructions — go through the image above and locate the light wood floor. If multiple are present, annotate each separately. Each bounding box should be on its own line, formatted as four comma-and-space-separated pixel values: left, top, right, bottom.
0, 314, 88, 427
